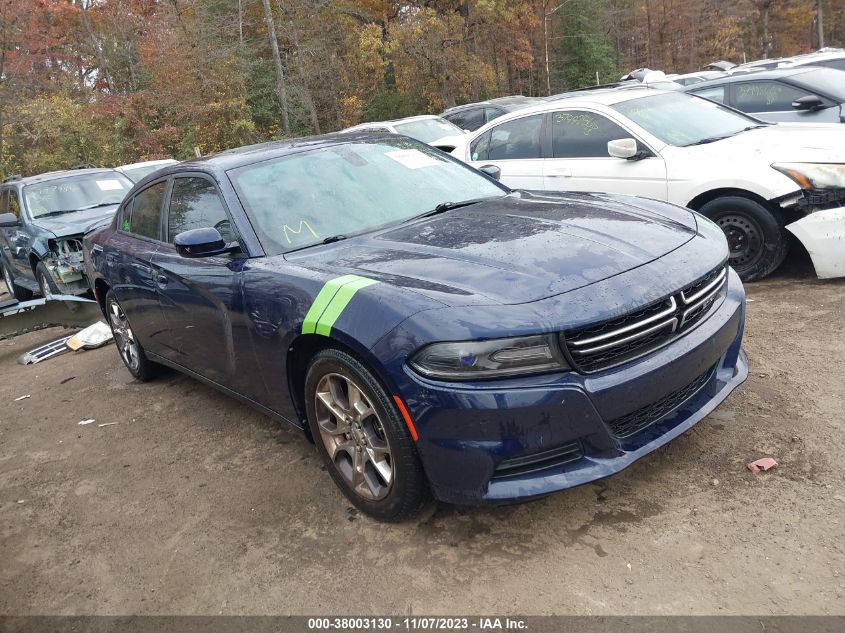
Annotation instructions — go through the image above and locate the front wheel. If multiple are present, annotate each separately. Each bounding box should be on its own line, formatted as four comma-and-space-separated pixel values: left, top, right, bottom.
2, 262, 33, 301
698, 196, 789, 282
35, 261, 60, 299
304, 348, 431, 521
105, 292, 161, 381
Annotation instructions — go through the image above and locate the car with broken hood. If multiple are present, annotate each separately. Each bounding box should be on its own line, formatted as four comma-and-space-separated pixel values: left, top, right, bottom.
84, 134, 747, 521
1, 169, 133, 300
453, 87, 845, 281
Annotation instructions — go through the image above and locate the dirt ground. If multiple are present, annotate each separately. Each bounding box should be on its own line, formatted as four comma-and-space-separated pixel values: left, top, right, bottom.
1, 250, 843, 616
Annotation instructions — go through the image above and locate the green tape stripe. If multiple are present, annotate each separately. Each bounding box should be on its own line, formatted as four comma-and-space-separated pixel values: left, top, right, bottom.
301, 274, 360, 334
314, 277, 379, 337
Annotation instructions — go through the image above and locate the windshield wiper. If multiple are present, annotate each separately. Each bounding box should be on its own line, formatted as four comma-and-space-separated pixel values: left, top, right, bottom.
685, 124, 769, 147
415, 196, 501, 220
322, 234, 347, 244
684, 135, 732, 147
78, 202, 119, 211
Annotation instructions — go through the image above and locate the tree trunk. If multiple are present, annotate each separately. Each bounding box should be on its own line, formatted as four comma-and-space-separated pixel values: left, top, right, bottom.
80, 0, 115, 93
817, 0, 825, 48
261, 0, 290, 134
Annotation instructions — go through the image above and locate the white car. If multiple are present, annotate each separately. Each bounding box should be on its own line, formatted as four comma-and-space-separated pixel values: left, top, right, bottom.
116, 159, 179, 183
342, 115, 467, 152
452, 88, 845, 281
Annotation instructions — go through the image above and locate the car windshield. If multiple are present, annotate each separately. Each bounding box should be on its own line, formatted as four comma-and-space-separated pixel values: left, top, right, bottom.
228, 138, 507, 255
613, 92, 762, 147
24, 173, 133, 218
790, 68, 845, 100
393, 118, 464, 143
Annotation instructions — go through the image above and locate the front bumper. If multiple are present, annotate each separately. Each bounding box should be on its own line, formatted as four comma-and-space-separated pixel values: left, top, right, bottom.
400, 269, 747, 505
786, 206, 845, 279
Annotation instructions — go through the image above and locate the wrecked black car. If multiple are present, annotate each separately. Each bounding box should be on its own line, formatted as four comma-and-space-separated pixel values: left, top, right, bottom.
0, 169, 133, 299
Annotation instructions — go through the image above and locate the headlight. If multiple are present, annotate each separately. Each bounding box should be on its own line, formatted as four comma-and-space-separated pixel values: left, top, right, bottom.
772, 163, 845, 189
409, 334, 570, 380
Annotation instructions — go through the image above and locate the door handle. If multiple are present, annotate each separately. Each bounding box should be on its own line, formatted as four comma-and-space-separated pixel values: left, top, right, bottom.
546, 167, 572, 177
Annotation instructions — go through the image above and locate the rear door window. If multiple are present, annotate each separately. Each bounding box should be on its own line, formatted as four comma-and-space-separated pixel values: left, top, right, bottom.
124, 181, 167, 240
733, 81, 808, 112
487, 114, 543, 160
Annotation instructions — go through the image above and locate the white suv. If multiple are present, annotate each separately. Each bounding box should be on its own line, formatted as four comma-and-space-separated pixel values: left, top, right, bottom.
453, 88, 845, 281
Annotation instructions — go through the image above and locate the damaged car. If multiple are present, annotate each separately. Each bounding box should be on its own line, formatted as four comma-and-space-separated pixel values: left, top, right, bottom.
85, 135, 747, 521
0, 169, 133, 299
454, 88, 845, 281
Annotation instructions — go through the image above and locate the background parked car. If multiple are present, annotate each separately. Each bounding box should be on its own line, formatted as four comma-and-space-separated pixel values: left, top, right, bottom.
776, 48, 845, 71
116, 159, 179, 183
453, 88, 845, 281
341, 115, 465, 152
441, 96, 541, 132
667, 70, 726, 86
685, 67, 845, 123
0, 169, 133, 299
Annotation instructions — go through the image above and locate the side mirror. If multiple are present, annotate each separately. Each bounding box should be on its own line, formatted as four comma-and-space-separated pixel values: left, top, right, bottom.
792, 94, 824, 111
479, 164, 502, 180
607, 138, 638, 159
0, 212, 20, 228
174, 227, 238, 258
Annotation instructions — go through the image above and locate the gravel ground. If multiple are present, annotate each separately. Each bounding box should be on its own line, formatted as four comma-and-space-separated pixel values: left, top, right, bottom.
0, 252, 843, 616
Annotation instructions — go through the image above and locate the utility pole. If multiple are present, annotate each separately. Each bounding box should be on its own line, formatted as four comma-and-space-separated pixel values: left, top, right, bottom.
261, 0, 290, 135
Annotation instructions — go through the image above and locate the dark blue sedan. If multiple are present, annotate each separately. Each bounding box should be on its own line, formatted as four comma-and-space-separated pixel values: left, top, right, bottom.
84, 134, 747, 521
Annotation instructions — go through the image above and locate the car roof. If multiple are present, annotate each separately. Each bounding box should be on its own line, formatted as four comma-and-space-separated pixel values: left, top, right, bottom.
3, 168, 125, 187
140, 132, 399, 176
685, 66, 828, 89
541, 85, 673, 107
443, 96, 540, 115
118, 159, 178, 170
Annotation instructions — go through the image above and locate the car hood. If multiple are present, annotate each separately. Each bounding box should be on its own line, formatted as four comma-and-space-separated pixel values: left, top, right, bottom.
35, 206, 119, 238
287, 192, 698, 306
692, 123, 845, 162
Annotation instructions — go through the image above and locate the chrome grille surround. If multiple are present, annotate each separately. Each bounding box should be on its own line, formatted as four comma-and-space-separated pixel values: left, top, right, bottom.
562, 266, 728, 374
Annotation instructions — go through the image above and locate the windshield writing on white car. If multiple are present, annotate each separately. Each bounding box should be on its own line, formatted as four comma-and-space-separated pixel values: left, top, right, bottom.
613, 92, 763, 147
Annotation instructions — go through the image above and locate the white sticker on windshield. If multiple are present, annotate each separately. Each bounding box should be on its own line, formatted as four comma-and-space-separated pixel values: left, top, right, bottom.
385, 149, 441, 169
96, 179, 125, 191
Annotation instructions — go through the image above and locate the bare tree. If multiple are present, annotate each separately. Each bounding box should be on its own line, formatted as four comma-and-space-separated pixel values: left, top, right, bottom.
261, 0, 290, 134
79, 0, 115, 92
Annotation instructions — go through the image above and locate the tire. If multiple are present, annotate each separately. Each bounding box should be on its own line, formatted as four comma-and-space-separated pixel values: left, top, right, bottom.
1, 261, 34, 301
35, 261, 60, 299
304, 348, 431, 521
698, 196, 789, 282
105, 291, 161, 381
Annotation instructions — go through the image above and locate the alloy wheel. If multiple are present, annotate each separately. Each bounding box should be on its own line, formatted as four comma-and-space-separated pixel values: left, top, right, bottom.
37, 271, 54, 300
314, 373, 394, 501
108, 299, 140, 372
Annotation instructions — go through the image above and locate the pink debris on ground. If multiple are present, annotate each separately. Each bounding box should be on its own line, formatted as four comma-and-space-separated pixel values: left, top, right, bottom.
747, 457, 778, 475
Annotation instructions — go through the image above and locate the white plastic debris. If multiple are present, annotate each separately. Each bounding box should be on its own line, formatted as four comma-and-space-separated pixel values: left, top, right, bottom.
14, 394, 31, 401
97, 422, 117, 428
66, 321, 113, 351
77, 419, 96, 426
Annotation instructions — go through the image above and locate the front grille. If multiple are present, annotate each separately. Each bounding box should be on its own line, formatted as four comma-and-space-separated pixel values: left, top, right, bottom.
562, 265, 727, 374
492, 441, 583, 479
606, 366, 714, 438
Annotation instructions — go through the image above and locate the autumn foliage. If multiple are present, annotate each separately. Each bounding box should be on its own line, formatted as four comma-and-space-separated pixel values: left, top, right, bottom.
1, 0, 842, 177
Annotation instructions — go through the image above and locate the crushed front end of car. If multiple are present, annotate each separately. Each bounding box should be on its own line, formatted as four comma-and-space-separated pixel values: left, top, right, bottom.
43, 236, 89, 295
